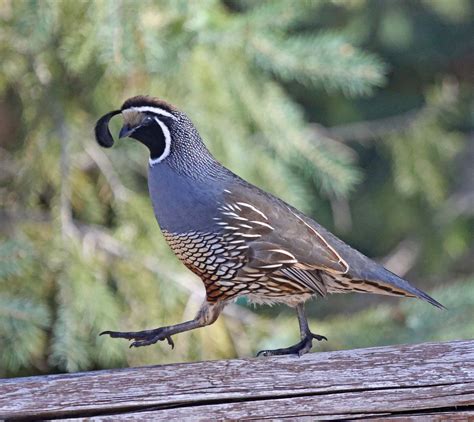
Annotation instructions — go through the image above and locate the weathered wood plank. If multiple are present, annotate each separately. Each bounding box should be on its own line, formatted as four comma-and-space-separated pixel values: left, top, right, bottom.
89, 409, 474, 422
380, 413, 474, 421
1, 340, 473, 420
84, 383, 474, 421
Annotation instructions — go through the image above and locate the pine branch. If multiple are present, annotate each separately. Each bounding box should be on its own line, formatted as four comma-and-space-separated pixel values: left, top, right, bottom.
0, 296, 50, 374
0, 240, 34, 280
326, 78, 460, 143
324, 109, 420, 143
241, 0, 317, 30
250, 32, 386, 96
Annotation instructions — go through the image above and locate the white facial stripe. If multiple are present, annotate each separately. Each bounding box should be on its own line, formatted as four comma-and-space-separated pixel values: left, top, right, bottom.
149, 117, 171, 166
128, 106, 177, 120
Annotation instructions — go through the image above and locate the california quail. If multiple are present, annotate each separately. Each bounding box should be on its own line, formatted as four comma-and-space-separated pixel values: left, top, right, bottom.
95, 96, 443, 356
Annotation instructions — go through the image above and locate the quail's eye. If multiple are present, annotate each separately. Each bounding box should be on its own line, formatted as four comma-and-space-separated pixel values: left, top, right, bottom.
143, 116, 154, 124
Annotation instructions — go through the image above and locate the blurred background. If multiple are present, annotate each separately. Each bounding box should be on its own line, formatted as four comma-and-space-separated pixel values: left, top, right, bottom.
1, 0, 473, 377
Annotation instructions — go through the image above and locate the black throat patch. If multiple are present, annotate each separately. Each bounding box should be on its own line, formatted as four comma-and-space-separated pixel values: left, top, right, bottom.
131, 119, 167, 161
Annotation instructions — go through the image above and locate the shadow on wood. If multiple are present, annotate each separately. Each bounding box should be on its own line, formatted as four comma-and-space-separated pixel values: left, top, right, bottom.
1, 340, 474, 420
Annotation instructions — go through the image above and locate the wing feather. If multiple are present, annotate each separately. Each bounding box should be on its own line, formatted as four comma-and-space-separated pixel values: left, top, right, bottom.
217, 195, 335, 296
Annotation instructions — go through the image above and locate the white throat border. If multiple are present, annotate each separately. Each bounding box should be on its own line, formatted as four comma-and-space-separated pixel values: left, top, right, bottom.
122, 106, 176, 166
149, 116, 171, 166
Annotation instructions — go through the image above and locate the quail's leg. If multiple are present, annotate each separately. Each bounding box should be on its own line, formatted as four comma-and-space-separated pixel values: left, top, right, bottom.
257, 303, 327, 357
100, 301, 224, 348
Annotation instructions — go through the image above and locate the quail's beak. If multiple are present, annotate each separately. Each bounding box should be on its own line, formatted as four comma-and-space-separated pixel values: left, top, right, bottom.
119, 124, 136, 139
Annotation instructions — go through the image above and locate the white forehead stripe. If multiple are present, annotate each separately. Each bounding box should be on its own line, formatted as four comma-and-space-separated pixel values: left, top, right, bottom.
126, 106, 177, 120
149, 117, 171, 166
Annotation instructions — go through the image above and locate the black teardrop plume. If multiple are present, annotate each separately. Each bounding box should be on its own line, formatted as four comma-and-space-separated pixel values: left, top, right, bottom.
94, 110, 121, 148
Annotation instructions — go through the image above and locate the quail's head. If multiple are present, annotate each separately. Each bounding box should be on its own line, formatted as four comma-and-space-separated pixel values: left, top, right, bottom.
95, 96, 202, 165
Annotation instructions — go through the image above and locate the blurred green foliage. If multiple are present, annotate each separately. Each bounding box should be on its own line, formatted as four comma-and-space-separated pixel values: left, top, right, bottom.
0, 0, 472, 377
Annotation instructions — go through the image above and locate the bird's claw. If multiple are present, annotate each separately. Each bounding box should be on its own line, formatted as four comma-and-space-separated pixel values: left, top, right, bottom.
100, 329, 175, 349
257, 331, 327, 357
129, 334, 174, 349
311, 333, 327, 342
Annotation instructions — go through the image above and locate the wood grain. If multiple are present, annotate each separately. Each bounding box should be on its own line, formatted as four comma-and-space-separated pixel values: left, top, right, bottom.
1, 340, 473, 420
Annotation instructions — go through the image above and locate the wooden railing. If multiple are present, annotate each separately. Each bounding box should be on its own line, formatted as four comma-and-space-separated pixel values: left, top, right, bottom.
1, 340, 473, 420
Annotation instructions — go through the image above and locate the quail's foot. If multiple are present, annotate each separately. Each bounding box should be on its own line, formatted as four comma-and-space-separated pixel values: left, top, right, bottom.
100, 327, 175, 349
257, 332, 327, 357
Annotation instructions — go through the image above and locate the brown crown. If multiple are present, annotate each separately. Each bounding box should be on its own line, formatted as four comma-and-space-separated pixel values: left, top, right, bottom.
121, 95, 178, 113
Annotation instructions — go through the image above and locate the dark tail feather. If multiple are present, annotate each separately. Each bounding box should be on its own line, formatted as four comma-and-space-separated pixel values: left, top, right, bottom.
367, 268, 445, 309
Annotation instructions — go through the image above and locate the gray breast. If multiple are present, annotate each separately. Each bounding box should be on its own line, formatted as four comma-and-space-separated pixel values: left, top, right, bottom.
147, 163, 224, 233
